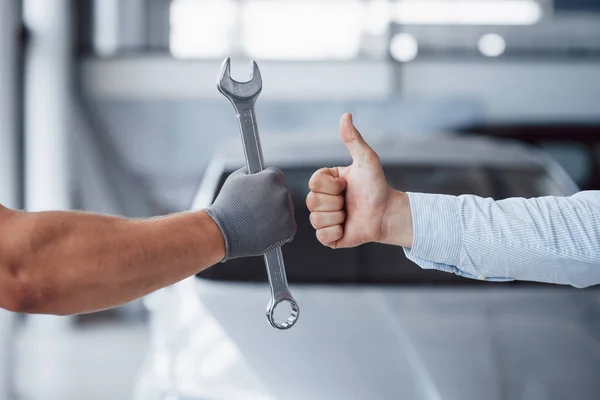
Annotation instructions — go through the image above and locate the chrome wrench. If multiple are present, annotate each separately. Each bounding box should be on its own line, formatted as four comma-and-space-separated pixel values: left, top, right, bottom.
217, 58, 299, 330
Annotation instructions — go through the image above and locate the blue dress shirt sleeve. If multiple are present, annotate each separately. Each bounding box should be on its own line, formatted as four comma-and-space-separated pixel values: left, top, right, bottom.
403, 191, 600, 288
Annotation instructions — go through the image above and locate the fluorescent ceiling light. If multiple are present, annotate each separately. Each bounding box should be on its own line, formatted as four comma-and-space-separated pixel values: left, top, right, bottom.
390, 33, 419, 62
170, 0, 236, 58
478, 33, 506, 56
395, 0, 542, 26
241, 0, 363, 60
365, 0, 393, 35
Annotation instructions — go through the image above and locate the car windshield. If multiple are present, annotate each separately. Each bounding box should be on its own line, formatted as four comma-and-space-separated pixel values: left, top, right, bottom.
197, 164, 564, 285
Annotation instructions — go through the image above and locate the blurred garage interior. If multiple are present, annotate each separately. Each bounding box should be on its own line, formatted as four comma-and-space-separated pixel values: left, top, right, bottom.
0, 0, 599, 399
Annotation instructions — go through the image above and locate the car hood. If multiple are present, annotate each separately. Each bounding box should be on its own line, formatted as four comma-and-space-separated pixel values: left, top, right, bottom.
146, 279, 600, 400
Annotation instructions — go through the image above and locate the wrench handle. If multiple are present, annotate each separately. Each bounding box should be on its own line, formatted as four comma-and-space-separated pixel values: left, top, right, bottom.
237, 106, 265, 174
235, 106, 299, 330
264, 248, 288, 296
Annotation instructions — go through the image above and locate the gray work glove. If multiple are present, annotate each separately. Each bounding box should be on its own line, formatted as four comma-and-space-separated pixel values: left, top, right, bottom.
206, 167, 296, 261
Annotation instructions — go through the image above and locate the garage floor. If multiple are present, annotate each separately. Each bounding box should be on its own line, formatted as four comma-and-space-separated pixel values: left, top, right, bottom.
15, 313, 149, 400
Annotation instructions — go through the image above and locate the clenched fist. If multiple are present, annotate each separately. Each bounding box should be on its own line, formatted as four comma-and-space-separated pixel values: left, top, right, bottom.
306, 114, 413, 249
207, 167, 296, 260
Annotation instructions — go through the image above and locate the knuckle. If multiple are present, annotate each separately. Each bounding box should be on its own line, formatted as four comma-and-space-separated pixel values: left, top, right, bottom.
310, 212, 324, 228
308, 168, 329, 191
306, 192, 317, 210
316, 226, 343, 246
308, 177, 320, 192
309, 212, 317, 227
316, 229, 328, 244
263, 167, 282, 183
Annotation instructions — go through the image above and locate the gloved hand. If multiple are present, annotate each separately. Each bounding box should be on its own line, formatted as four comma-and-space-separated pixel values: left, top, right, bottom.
206, 167, 296, 261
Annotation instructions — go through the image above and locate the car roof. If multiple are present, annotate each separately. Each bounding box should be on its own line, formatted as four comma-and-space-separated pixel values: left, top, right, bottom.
214, 133, 545, 169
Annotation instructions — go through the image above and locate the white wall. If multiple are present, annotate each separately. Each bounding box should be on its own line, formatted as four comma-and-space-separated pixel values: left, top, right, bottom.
82, 57, 600, 123
81, 57, 395, 101
400, 60, 600, 122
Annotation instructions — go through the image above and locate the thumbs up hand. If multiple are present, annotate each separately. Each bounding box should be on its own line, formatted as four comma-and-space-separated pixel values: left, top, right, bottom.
307, 113, 413, 249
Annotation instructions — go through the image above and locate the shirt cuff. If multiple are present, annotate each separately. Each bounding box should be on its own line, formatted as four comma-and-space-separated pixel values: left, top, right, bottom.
403, 192, 463, 267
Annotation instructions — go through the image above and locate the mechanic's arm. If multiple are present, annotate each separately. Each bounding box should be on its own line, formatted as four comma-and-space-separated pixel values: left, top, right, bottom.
0, 168, 295, 315
307, 113, 600, 289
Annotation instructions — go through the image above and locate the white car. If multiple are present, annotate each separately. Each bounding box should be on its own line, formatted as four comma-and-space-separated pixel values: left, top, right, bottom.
135, 135, 600, 400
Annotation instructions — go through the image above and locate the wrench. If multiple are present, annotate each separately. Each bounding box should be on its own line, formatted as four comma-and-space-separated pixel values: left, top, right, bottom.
217, 58, 299, 330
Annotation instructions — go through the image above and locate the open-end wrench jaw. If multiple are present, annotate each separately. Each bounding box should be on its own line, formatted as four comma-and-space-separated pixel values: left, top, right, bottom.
217, 57, 262, 102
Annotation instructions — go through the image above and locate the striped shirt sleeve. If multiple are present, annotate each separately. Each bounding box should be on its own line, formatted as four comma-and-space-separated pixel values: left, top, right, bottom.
403, 191, 600, 288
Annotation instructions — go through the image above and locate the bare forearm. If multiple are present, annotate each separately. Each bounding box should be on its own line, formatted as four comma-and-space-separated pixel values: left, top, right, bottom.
0, 208, 224, 315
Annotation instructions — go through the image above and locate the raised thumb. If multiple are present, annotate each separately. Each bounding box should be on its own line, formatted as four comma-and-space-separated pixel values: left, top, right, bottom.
339, 113, 376, 162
